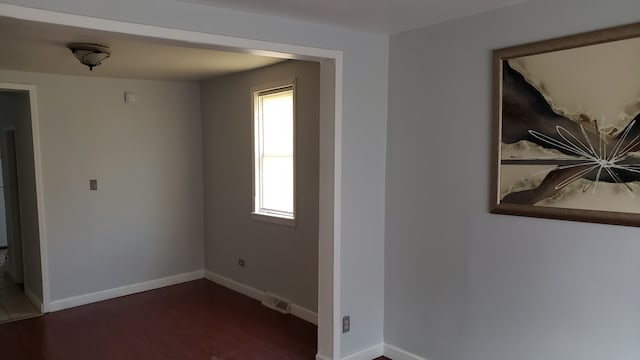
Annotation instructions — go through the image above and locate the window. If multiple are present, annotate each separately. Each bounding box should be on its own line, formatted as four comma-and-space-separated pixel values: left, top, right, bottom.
252, 83, 295, 224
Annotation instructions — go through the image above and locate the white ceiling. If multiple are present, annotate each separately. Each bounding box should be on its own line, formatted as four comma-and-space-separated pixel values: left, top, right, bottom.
0, 17, 286, 81
0, 0, 528, 79
184, 0, 527, 34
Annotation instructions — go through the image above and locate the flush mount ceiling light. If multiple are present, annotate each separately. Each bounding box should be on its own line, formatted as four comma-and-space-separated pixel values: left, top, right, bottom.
67, 43, 111, 71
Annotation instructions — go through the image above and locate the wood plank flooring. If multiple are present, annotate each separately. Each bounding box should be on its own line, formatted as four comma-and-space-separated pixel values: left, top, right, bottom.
0, 279, 317, 359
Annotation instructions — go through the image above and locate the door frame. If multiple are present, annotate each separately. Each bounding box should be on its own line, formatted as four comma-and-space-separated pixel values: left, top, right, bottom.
0, 4, 343, 358
3, 126, 24, 285
0, 83, 48, 313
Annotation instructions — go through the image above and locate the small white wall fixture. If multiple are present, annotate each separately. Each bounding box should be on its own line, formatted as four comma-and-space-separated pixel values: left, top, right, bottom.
0, 4, 343, 358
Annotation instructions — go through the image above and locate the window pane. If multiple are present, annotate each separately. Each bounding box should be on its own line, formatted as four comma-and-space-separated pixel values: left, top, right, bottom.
261, 90, 293, 156
261, 155, 293, 213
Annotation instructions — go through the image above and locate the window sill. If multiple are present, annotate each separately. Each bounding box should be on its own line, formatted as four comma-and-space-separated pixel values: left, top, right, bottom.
250, 212, 296, 228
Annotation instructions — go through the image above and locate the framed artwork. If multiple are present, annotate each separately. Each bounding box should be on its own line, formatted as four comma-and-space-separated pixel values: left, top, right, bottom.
491, 22, 640, 226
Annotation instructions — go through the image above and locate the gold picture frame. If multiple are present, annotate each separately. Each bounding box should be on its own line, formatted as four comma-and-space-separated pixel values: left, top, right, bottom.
491, 22, 640, 226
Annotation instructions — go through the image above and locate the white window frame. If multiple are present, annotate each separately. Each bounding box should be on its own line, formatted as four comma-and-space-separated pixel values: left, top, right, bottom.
251, 80, 296, 227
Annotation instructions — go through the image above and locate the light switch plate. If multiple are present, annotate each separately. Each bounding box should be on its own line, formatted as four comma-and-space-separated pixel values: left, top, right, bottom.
90, 179, 98, 191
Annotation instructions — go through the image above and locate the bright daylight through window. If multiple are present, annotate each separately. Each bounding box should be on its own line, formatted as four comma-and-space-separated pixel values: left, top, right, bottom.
253, 84, 295, 222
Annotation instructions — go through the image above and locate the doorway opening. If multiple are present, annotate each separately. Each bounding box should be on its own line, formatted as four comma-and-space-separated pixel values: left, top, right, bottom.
0, 4, 342, 358
0, 89, 43, 322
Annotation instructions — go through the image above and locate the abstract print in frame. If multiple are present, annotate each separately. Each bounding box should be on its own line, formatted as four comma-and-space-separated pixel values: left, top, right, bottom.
491, 22, 640, 226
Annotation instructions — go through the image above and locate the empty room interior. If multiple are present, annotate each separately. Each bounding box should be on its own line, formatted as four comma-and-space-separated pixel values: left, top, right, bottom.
1, 0, 640, 360
0, 14, 322, 359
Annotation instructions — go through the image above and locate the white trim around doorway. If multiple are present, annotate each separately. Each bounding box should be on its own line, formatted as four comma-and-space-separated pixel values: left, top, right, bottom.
0, 4, 343, 358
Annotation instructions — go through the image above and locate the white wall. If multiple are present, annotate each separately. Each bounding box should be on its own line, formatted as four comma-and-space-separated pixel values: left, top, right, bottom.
0, 1, 388, 357
201, 60, 319, 313
385, 1, 640, 359
0, 70, 204, 302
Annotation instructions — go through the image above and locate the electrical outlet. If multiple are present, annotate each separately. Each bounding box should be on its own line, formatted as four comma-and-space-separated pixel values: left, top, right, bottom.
342, 315, 350, 333
238, 258, 245, 267
90, 179, 98, 191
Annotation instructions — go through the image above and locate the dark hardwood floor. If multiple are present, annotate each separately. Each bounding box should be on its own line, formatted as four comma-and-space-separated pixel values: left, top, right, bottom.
0, 279, 317, 359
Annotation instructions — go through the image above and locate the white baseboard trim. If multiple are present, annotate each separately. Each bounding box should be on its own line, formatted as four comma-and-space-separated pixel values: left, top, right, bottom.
205, 270, 263, 301
204, 270, 318, 325
383, 343, 428, 360
291, 303, 318, 325
24, 286, 43, 312
48, 270, 205, 312
343, 343, 384, 360
316, 354, 331, 360
335, 342, 426, 360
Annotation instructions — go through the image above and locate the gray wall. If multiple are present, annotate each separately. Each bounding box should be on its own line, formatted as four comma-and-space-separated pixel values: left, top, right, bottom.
0, 91, 41, 299
1, 0, 388, 356
201, 60, 319, 312
385, 1, 640, 359
0, 70, 204, 302
0, 95, 12, 254
0, 160, 6, 248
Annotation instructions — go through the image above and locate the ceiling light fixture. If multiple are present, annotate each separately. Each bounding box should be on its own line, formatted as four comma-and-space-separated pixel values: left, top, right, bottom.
67, 43, 111, 71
